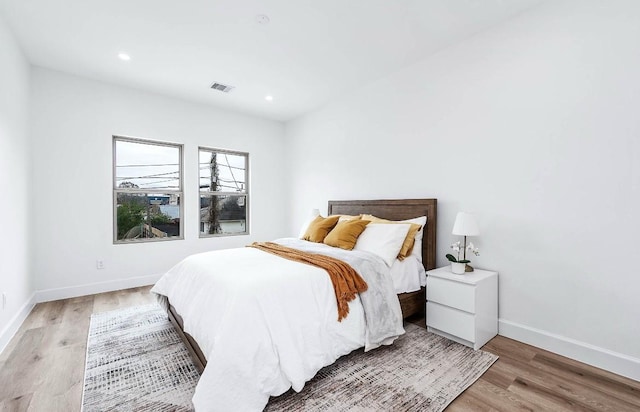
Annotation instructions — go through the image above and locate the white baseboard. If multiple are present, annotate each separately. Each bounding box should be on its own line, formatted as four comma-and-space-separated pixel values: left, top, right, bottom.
0, 292, 36, 356
34, 274, 162, 303
499, 319, 640, 382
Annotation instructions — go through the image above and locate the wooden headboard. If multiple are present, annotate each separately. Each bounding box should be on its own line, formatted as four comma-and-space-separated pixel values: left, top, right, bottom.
327, 199, 437, 270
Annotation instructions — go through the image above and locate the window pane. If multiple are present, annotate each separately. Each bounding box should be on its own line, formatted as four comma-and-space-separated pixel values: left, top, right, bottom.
116, 193, 181, 241
200, 195, 247, 235
116, 140, 181, 191
199, 150, 247, 193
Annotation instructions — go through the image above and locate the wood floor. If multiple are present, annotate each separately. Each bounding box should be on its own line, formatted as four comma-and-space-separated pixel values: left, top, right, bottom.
0, 287, 638, 411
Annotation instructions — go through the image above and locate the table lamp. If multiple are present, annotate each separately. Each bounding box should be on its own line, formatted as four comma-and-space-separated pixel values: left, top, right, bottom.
452, 212, 480, 272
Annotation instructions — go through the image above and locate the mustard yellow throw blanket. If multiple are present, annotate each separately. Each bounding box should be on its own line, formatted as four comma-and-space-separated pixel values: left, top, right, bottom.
248, 242, 368, 321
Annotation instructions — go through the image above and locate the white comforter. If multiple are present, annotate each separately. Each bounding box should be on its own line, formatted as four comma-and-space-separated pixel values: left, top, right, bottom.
151, 238, 404, 412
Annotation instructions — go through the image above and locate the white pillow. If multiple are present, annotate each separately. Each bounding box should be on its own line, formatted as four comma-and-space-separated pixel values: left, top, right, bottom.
298, 213, 321, 238
353, 223, 411, 267
403, 216, 427, 261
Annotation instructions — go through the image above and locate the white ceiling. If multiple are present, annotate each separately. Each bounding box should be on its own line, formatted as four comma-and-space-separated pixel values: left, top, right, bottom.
0, 0, 544, 121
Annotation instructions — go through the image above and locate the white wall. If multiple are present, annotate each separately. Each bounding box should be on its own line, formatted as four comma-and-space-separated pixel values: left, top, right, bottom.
285, 0, 640, 380
0, 15, 33, 350
30, 68, 288, 299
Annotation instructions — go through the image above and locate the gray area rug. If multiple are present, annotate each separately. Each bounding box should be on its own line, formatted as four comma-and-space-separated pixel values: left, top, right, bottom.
82, 304, 200, 411
266, 323, 498, 411
82, 305, 498, 412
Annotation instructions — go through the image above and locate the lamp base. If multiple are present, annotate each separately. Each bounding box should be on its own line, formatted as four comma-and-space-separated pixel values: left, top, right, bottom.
465, 264, 475, 272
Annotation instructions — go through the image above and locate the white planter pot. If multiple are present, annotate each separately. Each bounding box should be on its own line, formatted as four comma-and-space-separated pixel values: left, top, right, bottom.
451, 262, 466, 274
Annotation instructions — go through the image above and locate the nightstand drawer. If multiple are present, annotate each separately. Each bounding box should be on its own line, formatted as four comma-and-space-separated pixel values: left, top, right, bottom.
427, 276, 475, 313
426, 302, 475, 342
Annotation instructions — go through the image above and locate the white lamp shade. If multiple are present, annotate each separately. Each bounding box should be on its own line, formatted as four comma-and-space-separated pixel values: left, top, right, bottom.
452, 212, 480, 236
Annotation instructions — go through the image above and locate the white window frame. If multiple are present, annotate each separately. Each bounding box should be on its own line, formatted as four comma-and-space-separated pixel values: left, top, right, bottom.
198, 146, 249, 238
113, 135, 184, 244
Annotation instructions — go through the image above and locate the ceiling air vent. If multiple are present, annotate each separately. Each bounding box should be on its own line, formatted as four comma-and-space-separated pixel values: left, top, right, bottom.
210, 82, 234, 93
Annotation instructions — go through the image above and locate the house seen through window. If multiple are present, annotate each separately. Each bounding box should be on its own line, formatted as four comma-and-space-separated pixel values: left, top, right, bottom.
199, 147, 249, 236
113, 136, 183, 243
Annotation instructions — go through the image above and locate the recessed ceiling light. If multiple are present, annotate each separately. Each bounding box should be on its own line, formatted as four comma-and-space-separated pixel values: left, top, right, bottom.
256, 14, 270, 25
265, 95, 273, 101
118, 53, 131, 61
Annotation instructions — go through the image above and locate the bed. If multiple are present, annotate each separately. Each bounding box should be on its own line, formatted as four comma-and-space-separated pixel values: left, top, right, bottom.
152, 198, 437, 411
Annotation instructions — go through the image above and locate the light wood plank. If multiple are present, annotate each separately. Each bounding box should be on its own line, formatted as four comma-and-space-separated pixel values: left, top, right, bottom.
496, 355, 639, 412
91, 290, 121, 313
0, 328, 47, 400
447, 390, 500, 411
0, 392, 32, 412
27, 380, 83, 412
36, 333, 86, 401
20, 300, 66, 331
0, 300, 67, 364
482, 335, 538, 363
463, 379, 542, 411
507, 377, 589, 412
531, 351, 640, 408
478, 363, 517, 390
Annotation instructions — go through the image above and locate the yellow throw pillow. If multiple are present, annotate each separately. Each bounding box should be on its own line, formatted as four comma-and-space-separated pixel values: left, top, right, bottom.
323, 219, 370, 250
302, 215, 340, 243
361, 214, 422, 260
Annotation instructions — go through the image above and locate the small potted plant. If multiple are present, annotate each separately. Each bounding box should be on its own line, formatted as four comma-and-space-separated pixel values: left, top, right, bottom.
446, 241, 479, 274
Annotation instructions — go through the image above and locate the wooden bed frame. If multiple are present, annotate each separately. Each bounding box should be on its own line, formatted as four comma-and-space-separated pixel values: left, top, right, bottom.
167, 198, 437, 372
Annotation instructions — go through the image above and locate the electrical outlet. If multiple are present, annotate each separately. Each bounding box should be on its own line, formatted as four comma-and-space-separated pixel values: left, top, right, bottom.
96, 260, 105, 270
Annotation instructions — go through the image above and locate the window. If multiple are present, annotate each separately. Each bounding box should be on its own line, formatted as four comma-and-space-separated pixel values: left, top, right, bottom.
199, 147, 249, 237
113, 136, 183, 243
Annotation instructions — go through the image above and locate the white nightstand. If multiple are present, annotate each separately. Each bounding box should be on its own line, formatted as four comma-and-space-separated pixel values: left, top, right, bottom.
426, 266, 498, 350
